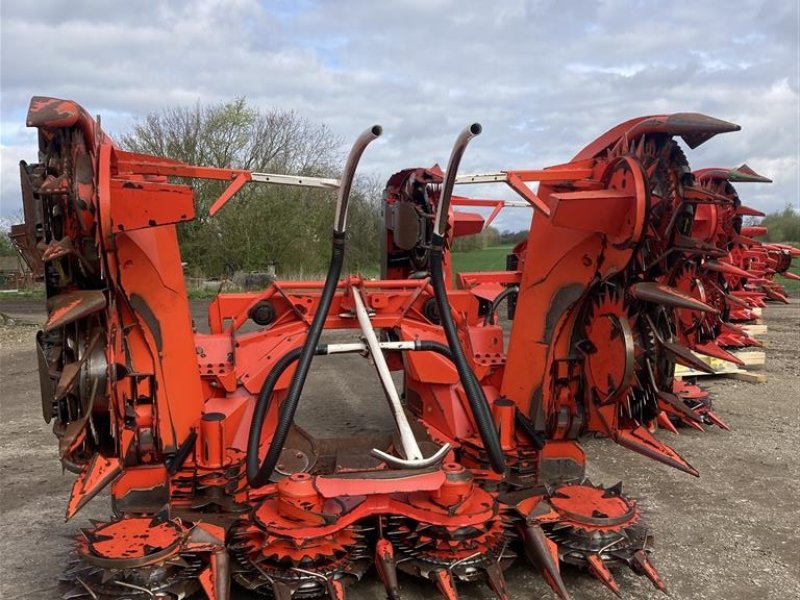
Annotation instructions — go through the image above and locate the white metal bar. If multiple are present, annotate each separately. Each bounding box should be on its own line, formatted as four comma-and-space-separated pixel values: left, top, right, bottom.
371, 445, 451, 469
325, 343, 366, 354
351, 287, 424, 461
455, 199, 531, 208
250, 172, 340, 190
322, 329, 451, 468
454, 172, 510, 184
378, 341, 417, 350
325, 341, 416, 355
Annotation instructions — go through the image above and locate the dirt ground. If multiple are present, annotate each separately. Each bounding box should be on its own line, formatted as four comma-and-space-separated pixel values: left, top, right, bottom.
0, 298, 798, 600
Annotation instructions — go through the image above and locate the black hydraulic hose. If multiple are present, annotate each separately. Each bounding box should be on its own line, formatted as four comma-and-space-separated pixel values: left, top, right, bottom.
425, 122, 505, 474
416, 340, 486, 398
246, 335, 501, 484
514, 407, 546, 450
247, 233, 345, 487
484, 285, 520, 325
246, 347, 302, 485
415, 339, 453, 359
429, 241, 506, 474
415, 340, 483, 401
246, 125, 380, 487
167, 430, 198, 475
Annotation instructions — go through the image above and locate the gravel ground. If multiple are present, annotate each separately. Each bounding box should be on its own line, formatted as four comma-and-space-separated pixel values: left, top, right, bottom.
0, 298, 797, 600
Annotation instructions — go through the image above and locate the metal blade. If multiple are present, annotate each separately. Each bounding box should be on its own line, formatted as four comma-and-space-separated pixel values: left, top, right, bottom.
629, 282, 718, 314
587, 554, 621, 597
659, 340, 716, 374
694, 342, 746, 366
430, 569, 459, 600
614, 426, 699, 477
56, 330, 102, 401
673, 234, 727, 257
326, 578, 346, 600
763, 287, 789, 304
271, 581, 295, 600
704, 260, 752, 279
728, 164, 772, 183
724, 292, 750, 308
375, 539, 401, 600
485, 561, 509, 600
657, 390, 704, 425
44, 290, 106, 332
55, 361, 81, 401
779, 271, 800, 282
522, 524, 571, 600
735, 204, 765, 217
65, 455, 123, 521
631, 550, 668, 594
656, 411, 679, 435
704, 409, 731, 431
685, 418, 706, 432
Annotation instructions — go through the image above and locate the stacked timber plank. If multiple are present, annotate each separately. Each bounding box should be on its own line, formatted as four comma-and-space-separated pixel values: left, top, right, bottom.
675, 325, 768, 383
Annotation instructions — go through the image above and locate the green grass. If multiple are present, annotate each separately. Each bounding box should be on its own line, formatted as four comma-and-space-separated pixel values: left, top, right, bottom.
451, 245, 513, 274
781, 260, 800, 295
0, 288, 45, 300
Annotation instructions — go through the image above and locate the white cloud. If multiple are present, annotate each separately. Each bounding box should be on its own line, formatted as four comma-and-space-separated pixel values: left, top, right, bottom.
0, 0, 797, 224
1, 142, 38, 220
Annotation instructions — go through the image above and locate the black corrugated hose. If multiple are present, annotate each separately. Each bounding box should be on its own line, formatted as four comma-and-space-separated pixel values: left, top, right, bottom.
429, 235, 506, 474
246, 232, 345, 487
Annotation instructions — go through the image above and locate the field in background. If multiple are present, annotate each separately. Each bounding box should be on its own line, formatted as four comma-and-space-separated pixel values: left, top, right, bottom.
451, 245, 513, 274
783, 261, 800, 294
0, 245, 796, 299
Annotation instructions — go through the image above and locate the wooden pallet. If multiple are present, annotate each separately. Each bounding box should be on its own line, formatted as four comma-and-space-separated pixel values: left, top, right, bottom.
674, 350, 767, 383
741, 323, 768, 336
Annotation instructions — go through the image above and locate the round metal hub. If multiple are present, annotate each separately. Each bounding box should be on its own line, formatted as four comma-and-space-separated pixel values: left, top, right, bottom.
543, 482, 652, 571
585, 312, 634, 402
83, 517, 184, 569
67, 517, 201, 599
550, 483, 637, 529
387, 515, 507, 582
229, 503, 370, 598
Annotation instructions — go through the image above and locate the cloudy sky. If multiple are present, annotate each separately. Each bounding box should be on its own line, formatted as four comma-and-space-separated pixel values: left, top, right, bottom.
1, 0, 798, 230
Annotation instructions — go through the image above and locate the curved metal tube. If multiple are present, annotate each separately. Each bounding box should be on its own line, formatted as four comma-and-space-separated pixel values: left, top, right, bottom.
432, 122, 482, 242
247, 124, 382, 487
426, 123, 506, 474
334, 125, 383, 233
484, 285, 520, 325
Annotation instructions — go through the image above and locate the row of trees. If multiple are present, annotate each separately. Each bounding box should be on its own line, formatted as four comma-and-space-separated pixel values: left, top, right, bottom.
452, 226, 528, 252
752, 205, 800, 243
0, 232, 13, 256
1, 101, 797, 273
120, 98, 382, 277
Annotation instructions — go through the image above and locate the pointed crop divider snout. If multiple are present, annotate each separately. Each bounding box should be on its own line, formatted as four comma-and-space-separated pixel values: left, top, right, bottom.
629, 282, 718, 314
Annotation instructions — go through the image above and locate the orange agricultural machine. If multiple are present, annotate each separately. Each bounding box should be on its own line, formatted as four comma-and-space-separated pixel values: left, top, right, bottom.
12, 96, 784, 600
500, 161, 797, 431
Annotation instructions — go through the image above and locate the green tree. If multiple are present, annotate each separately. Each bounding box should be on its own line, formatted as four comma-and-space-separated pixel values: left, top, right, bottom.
452, 226, 502, 252
0, 230, 15, 256
758, 204, 800, 243
120, 99, 381, 277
